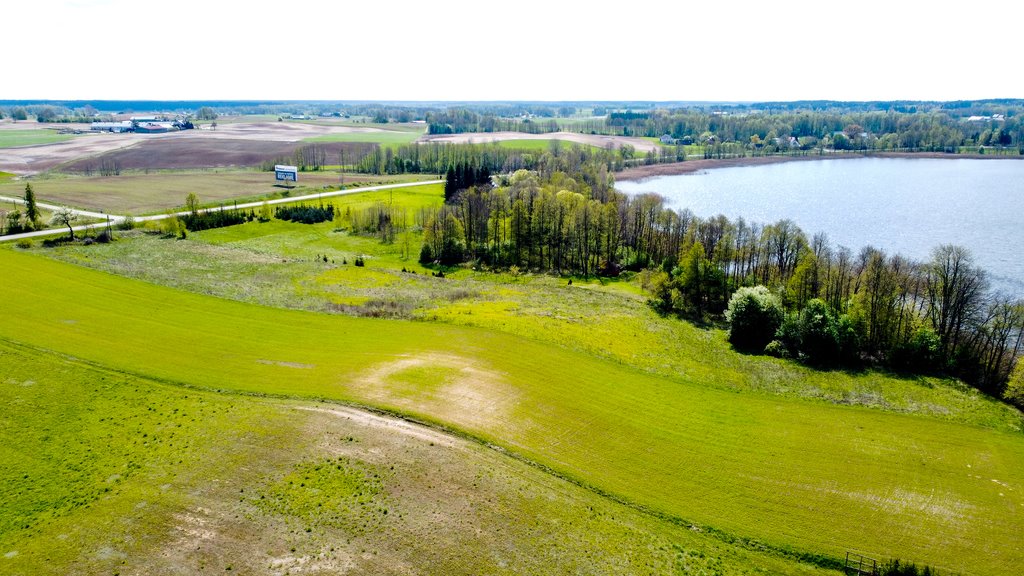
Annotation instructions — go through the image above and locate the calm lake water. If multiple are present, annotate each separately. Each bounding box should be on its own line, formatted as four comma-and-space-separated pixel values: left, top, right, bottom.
616, 158, 1024, 297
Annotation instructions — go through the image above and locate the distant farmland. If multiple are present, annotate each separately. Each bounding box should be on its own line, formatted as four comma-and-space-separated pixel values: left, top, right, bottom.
60, 139, 375, 172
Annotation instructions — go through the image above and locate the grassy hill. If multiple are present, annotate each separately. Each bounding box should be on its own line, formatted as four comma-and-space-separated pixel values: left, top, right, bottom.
3, 341, 840, 575
2, 245, 1022, 575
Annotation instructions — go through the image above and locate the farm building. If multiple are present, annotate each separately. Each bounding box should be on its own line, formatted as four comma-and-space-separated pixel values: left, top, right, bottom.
90, 121, 134, 133
135, 123, 170, 134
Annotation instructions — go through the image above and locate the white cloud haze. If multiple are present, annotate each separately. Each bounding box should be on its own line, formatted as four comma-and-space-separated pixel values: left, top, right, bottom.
3, 0, 1021, 102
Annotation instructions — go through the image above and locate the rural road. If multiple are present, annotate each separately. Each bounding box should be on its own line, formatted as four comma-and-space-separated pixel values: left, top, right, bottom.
0, 179, 442, 243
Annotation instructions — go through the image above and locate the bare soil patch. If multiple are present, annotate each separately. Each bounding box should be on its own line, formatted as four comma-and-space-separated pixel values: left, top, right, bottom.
0, 122, 392, 175
61, 138, 373, 172
0, 132, 149, 175
420, 131, 660, 153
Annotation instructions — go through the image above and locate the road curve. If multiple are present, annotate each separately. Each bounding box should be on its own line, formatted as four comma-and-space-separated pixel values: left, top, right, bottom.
0, 179, 442, 243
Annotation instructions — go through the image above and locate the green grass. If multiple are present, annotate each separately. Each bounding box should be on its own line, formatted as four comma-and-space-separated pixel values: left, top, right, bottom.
41, 184, 1023, 433
0, 171, 15, 181
303, 129, 424, 147
1, 247, 1022, 575
489, 138, 600, 151
0, 340, 837, 575
0, 129, 75, 148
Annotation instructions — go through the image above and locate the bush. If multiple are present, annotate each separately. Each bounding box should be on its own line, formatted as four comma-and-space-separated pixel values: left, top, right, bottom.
797, 299, 841, 366
116, 215, 136, 231
15, 239, 32, 249
725, 285, 784, 351
764, 340, 790, 358
182, 209, 247, 231
1003, 361, 1024, 409
890, 326, 941, 373
879, 559, 936, 576
275, 203, 335, 224
418, 243, 434, 264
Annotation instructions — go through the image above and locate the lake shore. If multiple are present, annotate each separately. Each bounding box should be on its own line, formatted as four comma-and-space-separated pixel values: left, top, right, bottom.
616, 151, 1023, 181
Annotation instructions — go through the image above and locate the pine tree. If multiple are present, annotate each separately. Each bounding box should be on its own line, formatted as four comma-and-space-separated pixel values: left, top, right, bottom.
444, 166, 457, 202
23, 183, 41, 231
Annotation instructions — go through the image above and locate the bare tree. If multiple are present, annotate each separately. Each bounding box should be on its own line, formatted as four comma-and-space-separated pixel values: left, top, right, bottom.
926, 245, 988, 357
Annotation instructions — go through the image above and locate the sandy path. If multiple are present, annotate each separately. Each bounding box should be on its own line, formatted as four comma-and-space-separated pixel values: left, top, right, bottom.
419, 131, 660, 153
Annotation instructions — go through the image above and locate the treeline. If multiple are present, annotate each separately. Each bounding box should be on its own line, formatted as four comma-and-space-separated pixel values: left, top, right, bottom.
444, 163, 491, 201
261, 143, 376, 173
354, 141, 639, 177
181, 207, 250, 231
275, 203, 335, 224
655, 219, 1024, 398
418, 169, 1023, 401
607, 108, 1024, 152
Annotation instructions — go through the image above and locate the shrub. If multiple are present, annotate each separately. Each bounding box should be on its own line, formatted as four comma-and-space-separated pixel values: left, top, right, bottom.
797, 299, 841, 366
725, 285, 784, 351
15, 239, 32, 249
1003, 361, 1024, 409
879, 559, 936, 576
764, 340, 790, 358
116, 215, 136, 231
890, 326, 941, 373
275, 203, 334, 224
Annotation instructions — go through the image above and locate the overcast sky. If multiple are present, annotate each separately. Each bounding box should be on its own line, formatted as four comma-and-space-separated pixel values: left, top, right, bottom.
4, 0, 1020, 102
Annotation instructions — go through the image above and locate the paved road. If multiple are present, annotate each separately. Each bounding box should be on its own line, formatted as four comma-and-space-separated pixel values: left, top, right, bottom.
0, 179, 442, 242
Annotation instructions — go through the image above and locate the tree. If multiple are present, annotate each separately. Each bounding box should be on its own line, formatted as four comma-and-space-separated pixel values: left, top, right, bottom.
797, 298, 842, 366
185, 192, 200, 217
258, 201, 272, 222
925, 245, 987, 359
23, 183, 41, 231
50, 207, 78, 239
1004, 361, 1024, 409
726, 285, 784, 351
196, 106, 218, 121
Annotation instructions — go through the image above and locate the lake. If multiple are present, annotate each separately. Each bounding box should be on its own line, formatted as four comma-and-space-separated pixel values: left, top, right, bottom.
616, 158, 1024, 297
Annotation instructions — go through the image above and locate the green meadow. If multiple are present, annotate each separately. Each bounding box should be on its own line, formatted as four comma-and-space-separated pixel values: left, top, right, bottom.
0, 130, 75, 148
3, 340, 840, 575
303, 128, 425, 147
2, 242, 1023, 575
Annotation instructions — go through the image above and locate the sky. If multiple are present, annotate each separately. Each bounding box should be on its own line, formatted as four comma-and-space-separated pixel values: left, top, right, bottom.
4, 0, 1021, 102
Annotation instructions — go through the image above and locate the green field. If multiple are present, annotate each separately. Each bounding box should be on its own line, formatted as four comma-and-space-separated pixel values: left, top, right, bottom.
3, 340, 838, 575
489, 138, 600, 151
0, 129, 75, 148
303, 128, 424, 147
41, 186, 1022, 433
2, 243, 1022, 575
0, 170, 434, 215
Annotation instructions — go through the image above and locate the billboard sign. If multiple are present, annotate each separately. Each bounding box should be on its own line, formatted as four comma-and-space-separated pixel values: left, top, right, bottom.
275, 165, 298, 182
